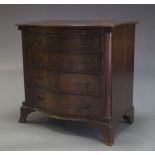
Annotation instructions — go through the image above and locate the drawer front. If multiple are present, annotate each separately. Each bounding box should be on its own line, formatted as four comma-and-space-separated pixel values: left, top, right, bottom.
26, 52, 102, 73
47, 33, 101, 51
26, 87, 102, 117
26, 33, 47, 50
26, 30, 101, 51
25, 65, 102, 96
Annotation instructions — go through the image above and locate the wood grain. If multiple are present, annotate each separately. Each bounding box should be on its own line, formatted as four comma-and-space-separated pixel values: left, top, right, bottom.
17, 21, 137, 146
16, 20, 138, 27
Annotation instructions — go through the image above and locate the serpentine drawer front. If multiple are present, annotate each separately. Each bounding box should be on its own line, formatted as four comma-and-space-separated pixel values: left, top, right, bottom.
17, 20, 137, 146
25, 65, 102, 96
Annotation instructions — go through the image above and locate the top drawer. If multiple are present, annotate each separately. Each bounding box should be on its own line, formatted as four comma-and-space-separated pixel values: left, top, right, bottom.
25, 30, 102, 52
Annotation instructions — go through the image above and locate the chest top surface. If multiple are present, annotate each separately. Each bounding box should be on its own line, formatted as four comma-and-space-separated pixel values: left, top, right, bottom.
16, 20, 138, 28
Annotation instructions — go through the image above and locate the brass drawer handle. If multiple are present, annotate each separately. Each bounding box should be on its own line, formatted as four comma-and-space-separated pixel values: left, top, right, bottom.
32, 55, 42, 62
49, 36, 59, 43
30, 39, 42, 49
50, 37, 58, 44
36, 75, 44, 80
78, 103, 91, 110
53, 37, 58, 42
37, 95, 44, 101
80, 40, 90, 48
81, 104, 91, 109
81, 30, 88, 34
46, 36, 59, 50
76, 81, 90, 86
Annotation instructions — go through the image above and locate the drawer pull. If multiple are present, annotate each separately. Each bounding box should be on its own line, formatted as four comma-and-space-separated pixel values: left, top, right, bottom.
81, 30, 88, 34
36, 75, 44, 80
50, 37, 58, 44
81, 104, 91, 109
38, 95, 45, 101
32, 55, 42, 62
53, 37, 58, 42
30, 40, 42, 49
76, 82, 90, 86
80, 40, 90, 48
49, 36, 59, 43
78, 103, 91, 110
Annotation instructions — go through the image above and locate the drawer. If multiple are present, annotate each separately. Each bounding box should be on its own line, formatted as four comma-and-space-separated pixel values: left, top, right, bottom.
26, 33, 47, 50
26, 30, 101, 51
47, 33, 101, 51
25, 65, 102, 96
26, 52, 102, 73
26, 87, 102, 117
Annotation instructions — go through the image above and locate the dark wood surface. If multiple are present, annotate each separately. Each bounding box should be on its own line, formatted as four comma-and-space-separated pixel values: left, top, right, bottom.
26, 86, 102, 117
111, 25, 135, 122
26, 53, 102, 73
16, 20, 138, 27
17, 21, 137, 146
25, 30, 101, 50
25, 65, 102, 96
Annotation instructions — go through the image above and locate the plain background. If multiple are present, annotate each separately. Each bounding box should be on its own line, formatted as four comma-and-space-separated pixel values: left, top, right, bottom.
0, 4, 155, 150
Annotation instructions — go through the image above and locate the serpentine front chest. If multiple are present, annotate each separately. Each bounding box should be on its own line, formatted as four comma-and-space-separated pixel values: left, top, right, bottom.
17, 20, 137, 146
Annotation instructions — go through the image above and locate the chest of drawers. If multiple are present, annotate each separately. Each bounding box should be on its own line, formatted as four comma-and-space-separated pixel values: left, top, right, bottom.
17, 20, 137, 146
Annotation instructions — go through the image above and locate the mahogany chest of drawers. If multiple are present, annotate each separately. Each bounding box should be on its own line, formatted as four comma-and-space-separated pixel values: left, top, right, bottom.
17, 20, 137, 146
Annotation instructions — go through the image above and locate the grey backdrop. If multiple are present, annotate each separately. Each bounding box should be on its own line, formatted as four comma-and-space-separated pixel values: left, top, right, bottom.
0, 4, 155, 150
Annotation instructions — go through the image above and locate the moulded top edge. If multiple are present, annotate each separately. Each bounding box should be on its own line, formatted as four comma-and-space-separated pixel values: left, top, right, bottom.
16, 20, 139, 28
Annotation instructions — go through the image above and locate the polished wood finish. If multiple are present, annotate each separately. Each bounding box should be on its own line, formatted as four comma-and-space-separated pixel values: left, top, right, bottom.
25, 30, 101, 51
19, 103, 35, 123
25, 65, 102, 96
16, 20, 138, 27
25, 86, 102, 117
111, 25, 135, 121
17, 20, 137, 146
26, 53, 102, 73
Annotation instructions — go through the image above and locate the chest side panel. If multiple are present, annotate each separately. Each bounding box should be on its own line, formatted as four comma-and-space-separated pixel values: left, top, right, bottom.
112, 25, 135, 120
